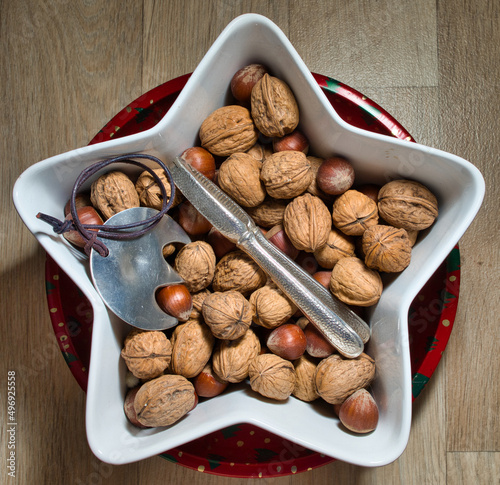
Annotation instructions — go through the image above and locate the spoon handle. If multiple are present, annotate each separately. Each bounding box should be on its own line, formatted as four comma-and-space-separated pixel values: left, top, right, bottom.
169, 156, 367, 357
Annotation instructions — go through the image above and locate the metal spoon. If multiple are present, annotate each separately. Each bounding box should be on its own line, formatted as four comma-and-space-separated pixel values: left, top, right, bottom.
90, 207, 191, 330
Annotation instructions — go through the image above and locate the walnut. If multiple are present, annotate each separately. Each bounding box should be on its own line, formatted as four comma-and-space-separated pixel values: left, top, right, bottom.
90, 171, 140, 220
134, 374, 196, 427
189, 288, 211, 319
377, 179, 438, 231
120, 330, 172, 380
170, 319, 214, 378
246, 142, 273, 163
362, 224, 412, 273
246, 198, 288, 228
407, 229, 419, 247
218, 152, 266, 207
293, 354, 319, 402
283, 193, 331, 252
135, 168, 182, 210
202, 291, 253, 340
199, 105, 258, 157
314, 353, 375, 404
212, 250, 267, 295
331, 189, 379, 236
260, 151, 312, 199
248, 353, 296, 401
313, 228, 356, 269
249, 284, 297, 329
329, 257, 383, 307
251, 74, 299, 137
174, 241, 216, 293
212, 328, 261, 383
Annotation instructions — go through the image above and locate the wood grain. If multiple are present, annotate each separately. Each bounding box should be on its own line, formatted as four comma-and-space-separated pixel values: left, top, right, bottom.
1, 1, 499, 483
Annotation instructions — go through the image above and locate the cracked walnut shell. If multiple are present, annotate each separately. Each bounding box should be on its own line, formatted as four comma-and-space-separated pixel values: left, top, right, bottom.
170, 319, 214, 378
134, 374, 195, 427
121, 330, 172, 380
251, 74, 299, 138
90, 171, 140, 220
212, 250, 267, 295
202, 290, 253, 340
248, 353, 296, 401
377, 179, 438, 231
199, 105, 258, 157
260, 151, 312, 199
331, 189, 379, 236
174, 241, 216, 293
212, 328, 261, 383
314, 353, 375, 405
362, 224, 412, 273
283, 193, 331, 252
218, 152, 266, 207
330, 256, 383, 307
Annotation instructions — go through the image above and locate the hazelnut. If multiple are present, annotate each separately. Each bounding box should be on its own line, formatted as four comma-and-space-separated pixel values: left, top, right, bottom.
266, 323, 307, 361
273, 130, 309, 154
312, 271, 332, 288
206, 227, 237, 259
265, 224, 299, 260
156, 284, 193, 322
63, 206, 103, 248
64, 192, 92, 216
192, 362, 228, 398
355, 183, 381, 203
304, 323, 335, 359
230, 64, 268, 103
181, 147, 216, 180
316, 157, 355, 195
338, 388, 379, 434
178, 200, 213, 236
124, 387, 149, 429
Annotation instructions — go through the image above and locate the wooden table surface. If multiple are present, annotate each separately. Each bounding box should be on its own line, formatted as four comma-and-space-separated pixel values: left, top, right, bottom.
1, 1, 499, 483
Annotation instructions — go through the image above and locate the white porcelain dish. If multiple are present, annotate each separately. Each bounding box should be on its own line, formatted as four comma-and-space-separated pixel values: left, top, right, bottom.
13, 14, 484, 467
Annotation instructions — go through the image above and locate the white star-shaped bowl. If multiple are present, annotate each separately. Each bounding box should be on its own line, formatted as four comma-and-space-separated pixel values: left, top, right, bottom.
13, 14, 484, 467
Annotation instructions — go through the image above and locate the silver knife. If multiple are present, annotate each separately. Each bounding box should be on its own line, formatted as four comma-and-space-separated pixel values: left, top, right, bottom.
168, 156, 369, 358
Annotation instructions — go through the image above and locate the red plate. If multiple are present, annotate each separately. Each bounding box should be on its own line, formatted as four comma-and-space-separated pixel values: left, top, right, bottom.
45, 73, 459, 477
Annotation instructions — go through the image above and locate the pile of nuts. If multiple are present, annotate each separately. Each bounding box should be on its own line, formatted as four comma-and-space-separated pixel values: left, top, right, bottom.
64, 63, 439, 435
